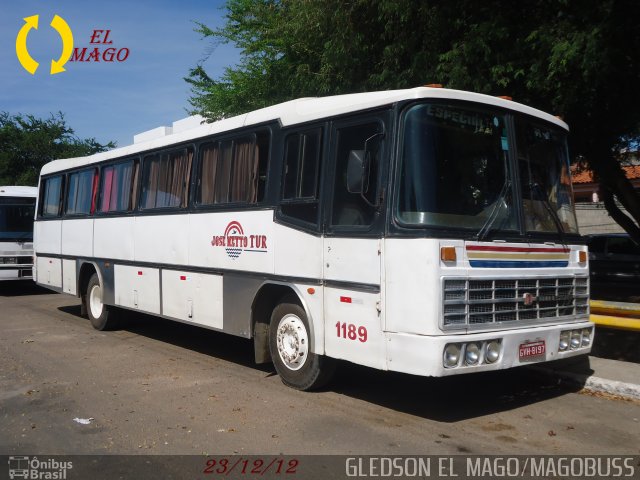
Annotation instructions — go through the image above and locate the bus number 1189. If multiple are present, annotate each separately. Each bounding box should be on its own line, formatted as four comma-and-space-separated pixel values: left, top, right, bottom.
336, 322, 368, 342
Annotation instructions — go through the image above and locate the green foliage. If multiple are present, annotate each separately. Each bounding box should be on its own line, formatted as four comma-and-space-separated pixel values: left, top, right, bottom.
434, 1, 640, 155
188, 0, 639, 144
187, 0, 640, 238
0, 112, 115, 186
186, 0, 444, 117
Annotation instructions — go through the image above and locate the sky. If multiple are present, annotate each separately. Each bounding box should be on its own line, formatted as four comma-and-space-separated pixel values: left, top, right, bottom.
1, 0, 240, 147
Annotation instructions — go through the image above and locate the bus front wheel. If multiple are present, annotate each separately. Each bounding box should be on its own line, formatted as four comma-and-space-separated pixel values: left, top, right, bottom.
85, 273, 119, 331
268, 296, 335, 391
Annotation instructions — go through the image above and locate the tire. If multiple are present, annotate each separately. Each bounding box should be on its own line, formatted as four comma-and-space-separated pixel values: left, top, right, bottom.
85, 273, 119, 331
268, 295, 335, 391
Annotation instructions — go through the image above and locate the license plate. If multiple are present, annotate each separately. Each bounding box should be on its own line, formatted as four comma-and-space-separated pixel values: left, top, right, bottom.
519, 340, 546, 361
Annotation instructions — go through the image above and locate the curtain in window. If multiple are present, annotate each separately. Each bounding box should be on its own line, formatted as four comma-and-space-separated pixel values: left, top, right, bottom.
77, 170, 94, 214
200, 144, 219, 204
142, 149, 192, 209
215, 141, 233, 204
90, 170, 99, 214
101, 167, 114, 211
142, 156, 160, 208
169, 149, 192, 207
67, 170, 94, 214
43, 177, 62, 216
200, 138, 259, 205
117, 162, 133, 210
157, 156, 171, 207
131, 163, 139, 210
101, 162, 135, 212
66, 175, 79, 213
232, 139, 259, 203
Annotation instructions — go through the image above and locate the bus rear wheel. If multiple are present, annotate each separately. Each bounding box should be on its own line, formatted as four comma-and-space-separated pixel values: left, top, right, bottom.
268, 296, 335, 391
85, 273, 119, 331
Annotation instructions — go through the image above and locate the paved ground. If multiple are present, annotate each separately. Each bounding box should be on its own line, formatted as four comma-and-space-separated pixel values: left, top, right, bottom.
1, 282, 639, 457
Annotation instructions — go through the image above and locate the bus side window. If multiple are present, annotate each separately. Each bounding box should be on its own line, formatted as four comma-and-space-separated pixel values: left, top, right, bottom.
99, 160, 137, 213
141, 148, 193, 209
41, 175, 63, 217
331, 123, 381, 227
66, 169, 97, 216
197, 131, 269, 206
279, 128, 322, 226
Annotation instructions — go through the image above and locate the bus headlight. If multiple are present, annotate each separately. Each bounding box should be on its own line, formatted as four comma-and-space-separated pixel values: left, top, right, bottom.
570, 330, 582, 349
465, 343, 480, 365
581, 328, 592, 347
443, 344, 461, 368
485, 340, 501, 363
559, 331, 570, 351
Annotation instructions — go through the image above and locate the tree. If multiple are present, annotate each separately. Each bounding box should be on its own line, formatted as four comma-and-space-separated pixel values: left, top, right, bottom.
0, 112, 115, 186
187, 0, 640, 241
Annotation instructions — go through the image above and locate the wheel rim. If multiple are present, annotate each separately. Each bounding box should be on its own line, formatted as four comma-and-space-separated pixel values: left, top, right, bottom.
276, 313, 309, 371
89, 283, 103, 319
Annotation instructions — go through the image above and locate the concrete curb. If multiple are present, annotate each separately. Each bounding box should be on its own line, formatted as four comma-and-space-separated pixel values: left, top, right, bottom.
533, 367, 640, 401
579, 375, 640, 401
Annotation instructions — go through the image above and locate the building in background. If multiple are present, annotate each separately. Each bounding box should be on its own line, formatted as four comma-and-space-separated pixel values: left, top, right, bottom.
572, 149, 640, 234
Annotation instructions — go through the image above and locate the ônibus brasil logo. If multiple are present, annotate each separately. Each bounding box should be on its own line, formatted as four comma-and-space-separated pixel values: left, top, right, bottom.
211, 221, 268, 260
8, 456, 73, 479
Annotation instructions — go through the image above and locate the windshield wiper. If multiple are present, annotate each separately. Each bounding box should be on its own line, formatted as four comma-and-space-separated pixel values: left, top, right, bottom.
476, 180, 511, 242
529, 182, 567, 246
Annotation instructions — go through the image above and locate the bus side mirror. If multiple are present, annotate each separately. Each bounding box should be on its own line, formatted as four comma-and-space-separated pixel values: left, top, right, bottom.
347, 150, 365, 193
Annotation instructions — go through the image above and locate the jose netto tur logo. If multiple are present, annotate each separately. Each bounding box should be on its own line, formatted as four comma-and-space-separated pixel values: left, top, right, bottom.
210, 221, 269, 260
15, 14, 130, 75
8, 456, 73, 479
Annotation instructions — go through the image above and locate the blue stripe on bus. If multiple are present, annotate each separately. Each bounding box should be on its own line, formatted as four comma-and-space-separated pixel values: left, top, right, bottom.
469, 260, 569, 268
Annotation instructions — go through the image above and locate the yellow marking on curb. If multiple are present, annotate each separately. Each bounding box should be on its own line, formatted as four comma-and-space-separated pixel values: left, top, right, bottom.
590, 314, 640, 332
590, 300, 640, 316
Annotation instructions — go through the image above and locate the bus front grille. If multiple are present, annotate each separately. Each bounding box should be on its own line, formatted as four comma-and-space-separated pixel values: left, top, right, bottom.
442, 276, 589, 328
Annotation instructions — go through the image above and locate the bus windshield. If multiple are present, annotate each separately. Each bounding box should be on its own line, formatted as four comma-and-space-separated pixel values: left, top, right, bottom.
397, 102, 578, 236
516, 118, 578, 234
0, 197, 36, 241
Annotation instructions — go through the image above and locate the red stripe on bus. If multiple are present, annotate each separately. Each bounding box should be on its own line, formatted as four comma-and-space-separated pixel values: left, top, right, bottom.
340, 296, 352, 303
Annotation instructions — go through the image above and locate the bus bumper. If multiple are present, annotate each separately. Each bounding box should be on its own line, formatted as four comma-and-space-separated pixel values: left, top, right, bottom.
0, 267, 33, 280
385, 321, 594, 377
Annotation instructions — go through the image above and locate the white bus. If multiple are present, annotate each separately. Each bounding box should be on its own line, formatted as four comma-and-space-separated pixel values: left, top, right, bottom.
34, 87, 592, 390
0, 186, 37, 281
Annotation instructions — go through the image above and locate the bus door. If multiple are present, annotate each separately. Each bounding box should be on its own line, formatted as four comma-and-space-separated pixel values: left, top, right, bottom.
322, 115, 388, 369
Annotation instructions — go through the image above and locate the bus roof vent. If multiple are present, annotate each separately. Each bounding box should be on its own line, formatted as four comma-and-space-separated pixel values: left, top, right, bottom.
172, 115, 205, 134
133, 126, 173, 144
